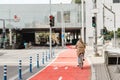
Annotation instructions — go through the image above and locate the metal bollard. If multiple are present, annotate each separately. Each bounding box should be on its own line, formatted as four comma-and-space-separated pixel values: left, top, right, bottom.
29, 57, 32, 73
19, 60, 22, 80
46, 51, 48, 62
3, 65, 7, 80
42, 52, 44, 64
37, 54, 39, 68
52, 49, 55, 57
48, 51, 50, 60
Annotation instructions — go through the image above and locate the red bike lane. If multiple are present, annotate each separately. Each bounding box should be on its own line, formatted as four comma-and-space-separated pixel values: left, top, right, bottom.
29, 48, 91, 80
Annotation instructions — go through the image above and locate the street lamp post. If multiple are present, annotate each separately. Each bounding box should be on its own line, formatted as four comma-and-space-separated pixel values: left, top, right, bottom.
103, 4, 116, 47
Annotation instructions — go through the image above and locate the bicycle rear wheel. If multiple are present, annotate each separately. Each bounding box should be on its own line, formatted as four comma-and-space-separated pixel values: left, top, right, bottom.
78, 54, 84, 69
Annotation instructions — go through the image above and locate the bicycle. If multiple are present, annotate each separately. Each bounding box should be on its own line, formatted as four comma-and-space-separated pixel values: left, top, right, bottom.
78, 53, 84, 69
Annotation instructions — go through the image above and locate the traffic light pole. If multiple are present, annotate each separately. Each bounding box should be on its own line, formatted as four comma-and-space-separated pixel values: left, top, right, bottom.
93, 0, 99, 56
50, 27, 52, 58
49, 0, 52, 58
94, 13, 98, 56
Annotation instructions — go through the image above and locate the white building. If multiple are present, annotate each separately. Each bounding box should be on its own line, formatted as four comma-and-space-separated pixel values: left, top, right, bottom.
0, 4, 84, 47
0, 0, 119, 47
84, 0, 120, 45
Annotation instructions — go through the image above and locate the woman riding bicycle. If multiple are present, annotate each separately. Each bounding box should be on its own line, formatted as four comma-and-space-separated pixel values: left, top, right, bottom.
75, 38, 86, 69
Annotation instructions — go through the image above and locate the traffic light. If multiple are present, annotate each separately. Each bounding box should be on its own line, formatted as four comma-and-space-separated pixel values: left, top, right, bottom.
92, 16, 96, 27
100, 27, 108, 35
49, 15, 55, 27
103, 27, 107, 35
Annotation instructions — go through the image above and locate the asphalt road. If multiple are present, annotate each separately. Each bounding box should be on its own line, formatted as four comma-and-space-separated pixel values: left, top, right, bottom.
0, 47, 64, 80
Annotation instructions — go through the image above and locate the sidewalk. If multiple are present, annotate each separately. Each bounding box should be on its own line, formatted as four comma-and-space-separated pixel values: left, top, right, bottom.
86, 46, 111, 80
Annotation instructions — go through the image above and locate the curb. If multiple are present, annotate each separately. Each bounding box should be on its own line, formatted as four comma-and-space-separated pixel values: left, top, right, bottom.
87, 57, 96, 80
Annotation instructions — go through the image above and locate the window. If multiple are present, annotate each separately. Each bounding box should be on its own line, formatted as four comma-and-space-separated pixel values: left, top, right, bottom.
57, 11, 70, 23
113, 0, 120, 3
77, 12, 80, 23
57, 11, 61, 23
63, 11, 70, 23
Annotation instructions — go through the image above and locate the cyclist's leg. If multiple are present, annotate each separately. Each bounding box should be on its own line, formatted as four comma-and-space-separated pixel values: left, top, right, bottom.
77, 55, 81, 66
82, 52, 85, 61
78, 54, 83, 69
79, 54, 83, 68
81, 53, 84, 61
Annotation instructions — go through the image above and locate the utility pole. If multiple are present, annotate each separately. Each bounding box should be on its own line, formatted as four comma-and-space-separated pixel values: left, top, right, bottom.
92, 0, 99, 56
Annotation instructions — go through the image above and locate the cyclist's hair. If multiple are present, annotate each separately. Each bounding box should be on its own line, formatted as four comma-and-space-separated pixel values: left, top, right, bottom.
79, 38, 83, 43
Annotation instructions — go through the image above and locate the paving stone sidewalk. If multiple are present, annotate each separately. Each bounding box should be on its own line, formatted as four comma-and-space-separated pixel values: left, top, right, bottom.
86, 46, 111, 80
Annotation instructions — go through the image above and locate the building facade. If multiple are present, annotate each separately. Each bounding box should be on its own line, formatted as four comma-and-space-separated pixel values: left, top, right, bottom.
0, 4, 84, 48
0, 0, 119, 48
84, 0, 120, 46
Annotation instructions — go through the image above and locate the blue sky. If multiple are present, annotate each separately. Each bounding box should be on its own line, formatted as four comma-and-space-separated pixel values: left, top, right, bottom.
0, 0, 72, 4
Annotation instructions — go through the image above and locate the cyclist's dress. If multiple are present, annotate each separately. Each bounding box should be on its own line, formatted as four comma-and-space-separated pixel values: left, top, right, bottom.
75, 40, 85, 64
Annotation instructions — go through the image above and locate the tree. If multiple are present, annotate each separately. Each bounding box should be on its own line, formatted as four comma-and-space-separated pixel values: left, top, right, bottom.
117, 28, 120, 31
109, 31, 114, 38
117, 28, 120, 38
75, 0, 81, 4
103, 27, 108, 35
101, 27, 113, 40
117, 31, 120, 38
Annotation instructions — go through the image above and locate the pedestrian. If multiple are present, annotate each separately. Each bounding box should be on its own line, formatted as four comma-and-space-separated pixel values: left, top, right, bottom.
24, 42, 27, 49
75, 37, 86, 67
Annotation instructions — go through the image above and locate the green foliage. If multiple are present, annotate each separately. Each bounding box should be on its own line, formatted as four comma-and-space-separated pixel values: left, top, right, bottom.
101, 27, 120, 40
117, 30, 120, 38
117, 28, 120, 32
101, 27, 113, 40
116, 28, 120, 38
103, 27, 108, 35
109, 31, 114, 38
75, 0, 81, 4
104, 34, 111, 40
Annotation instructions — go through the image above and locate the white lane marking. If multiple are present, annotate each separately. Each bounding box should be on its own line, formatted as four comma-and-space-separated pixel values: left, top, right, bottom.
54, 66, 58, 70
27, 50, 66, 80
65, 66, 68, 70
58, 76, 63, 80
